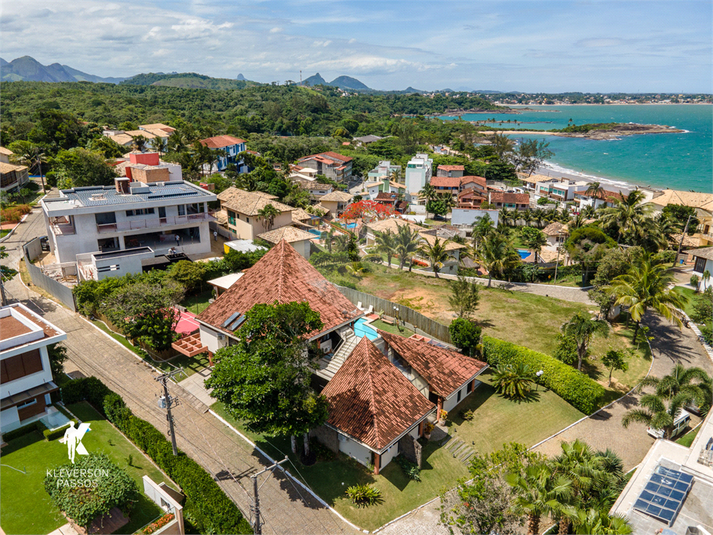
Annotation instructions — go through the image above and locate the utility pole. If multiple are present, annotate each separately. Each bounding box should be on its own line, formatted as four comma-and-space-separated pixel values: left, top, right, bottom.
251, 456, 289, 535
155, 369, 183, 456
676, 214, 693, 261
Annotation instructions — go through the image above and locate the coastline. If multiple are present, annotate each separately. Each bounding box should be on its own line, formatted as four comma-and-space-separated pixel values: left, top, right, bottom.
534, 161, 660, 198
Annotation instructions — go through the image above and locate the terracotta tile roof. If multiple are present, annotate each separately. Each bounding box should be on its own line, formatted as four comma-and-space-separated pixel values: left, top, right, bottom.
258, 226, 315, 244
313, 203, 330, 215
139, 123, 175, 133
374, 192, 398, 202
299, 152, 353, 164
319, 191, 353, 202
575, 189, 624, 203
321, 337, 435, 451
458, 189, 486, 200
489, 191, 530, 204
291, 208, 314, 222
418, 233, 464, 251
650, 189, 713, 212
522, 174, 554, 184
218, 187, 292, 216
437, 165, 465, 171
367, 218, 422, 234
197, 240, 361, 338
378, 331, 487, 398
460, 176, 487, 188
107, 133, 134, 146
685, 247, 713, 261
200, 135, 246, 149
124, 130, 157, 140
430, 176, 462, 189
542, 222, 569, 236
0, 147, 13, 156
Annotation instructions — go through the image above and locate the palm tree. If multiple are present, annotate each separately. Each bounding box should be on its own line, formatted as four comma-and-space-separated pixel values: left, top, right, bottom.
569, 213, 586, 231
477, 232, 520, 287
419, 183, 438, 217
506, 463, 573, 535
699, 269, 711, 292
637, 364, 711, 415
532, 208, 546, 228
581, 205, 596, 219
491, 132, 515, 160
150, 136, 167, 155
12, 143, 47, 193
419, 237, 450, 278
394, 224, 423, 271
520, 209, 534, 227
324, 228, 335, 253
606, 253, 688, 342
585, 181, 605, 198
560, 312, 610, 371
499, 207, 512, 227
439, 192, 456, 213
257, 204, 280, 231
131, 135, 148, 152
571, 509, 632, 535
374, 230, 397, 267
600, 189, 654, 244
493, 362, 535, 400
622, 388, 696, 440
471, 216, 494, 252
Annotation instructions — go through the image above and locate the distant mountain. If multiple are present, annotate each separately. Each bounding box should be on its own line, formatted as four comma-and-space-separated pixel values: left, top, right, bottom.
237, 73, 247, 81
0, 56, 125, 83
120, 72, 259, 90
329, 75, 369, 91
302, 73, 327, 86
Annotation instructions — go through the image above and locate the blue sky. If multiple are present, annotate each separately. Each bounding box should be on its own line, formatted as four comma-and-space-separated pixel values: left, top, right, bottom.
1, 0, 711, 92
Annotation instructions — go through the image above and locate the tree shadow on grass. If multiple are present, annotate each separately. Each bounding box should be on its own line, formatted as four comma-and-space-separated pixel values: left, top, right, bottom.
0, 429, 44, 455
495, 389, 542, 405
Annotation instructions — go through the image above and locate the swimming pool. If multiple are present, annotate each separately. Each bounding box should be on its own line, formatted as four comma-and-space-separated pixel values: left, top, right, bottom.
307, 228, 322, 237
340, 222, 357, 229
40, 407, 72, 430
354, 318, 378, 340
517, 249, 531, 259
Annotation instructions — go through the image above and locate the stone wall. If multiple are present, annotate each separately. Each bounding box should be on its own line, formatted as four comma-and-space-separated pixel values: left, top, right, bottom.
311, 425, 339, 453
398, 435, 423, 468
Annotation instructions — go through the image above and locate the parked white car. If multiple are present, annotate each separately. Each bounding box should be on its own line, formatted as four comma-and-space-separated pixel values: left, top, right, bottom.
647, 409, 691, 439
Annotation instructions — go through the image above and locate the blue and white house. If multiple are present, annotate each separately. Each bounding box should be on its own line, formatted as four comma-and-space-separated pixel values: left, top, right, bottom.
199, 135, 247, 173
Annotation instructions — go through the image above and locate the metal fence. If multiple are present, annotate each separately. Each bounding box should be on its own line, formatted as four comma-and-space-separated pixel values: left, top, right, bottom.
22, 238, 77, 312
334, 285, 452, 343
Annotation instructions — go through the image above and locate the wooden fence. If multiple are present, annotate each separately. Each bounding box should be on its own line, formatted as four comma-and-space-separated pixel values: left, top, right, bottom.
334, 285, 452, 343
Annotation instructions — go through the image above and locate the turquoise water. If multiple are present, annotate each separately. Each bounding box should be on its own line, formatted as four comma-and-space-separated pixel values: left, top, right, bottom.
517, 249, 530, 259
444, 105, 712, 193
354, 318, 378, 340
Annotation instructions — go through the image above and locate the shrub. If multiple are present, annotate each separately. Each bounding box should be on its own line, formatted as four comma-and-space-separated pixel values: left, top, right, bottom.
459, 409, 475, 421
492, 362, 535, 400
449, 319, 482, 357
2, 421, 42, 442
44, 454, 140, 529
346, 484, 383, 507
690, 274, 700, 288
691, 289, 713, 324
43, 421, 79, 441
142, 513, 175, 534
552, 334, 579, 366
60, 378, 252, 534
482, 336, 605, 414
395, 454, 421, 481
701, 324, 713, 346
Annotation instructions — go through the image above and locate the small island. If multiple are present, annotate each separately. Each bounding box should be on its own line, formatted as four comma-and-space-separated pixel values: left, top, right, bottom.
551, 122, 684, 139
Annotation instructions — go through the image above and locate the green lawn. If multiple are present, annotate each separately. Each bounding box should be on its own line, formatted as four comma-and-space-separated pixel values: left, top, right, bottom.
370, 318, 415, 337
0, 401, 175, 535
211, 369, 584, 531
676, 286, 698, 318
676, 426, 700, 447
181, 290, 213, 315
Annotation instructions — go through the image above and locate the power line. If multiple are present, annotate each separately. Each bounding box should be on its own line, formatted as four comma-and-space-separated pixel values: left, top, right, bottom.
155, 369, 184, 455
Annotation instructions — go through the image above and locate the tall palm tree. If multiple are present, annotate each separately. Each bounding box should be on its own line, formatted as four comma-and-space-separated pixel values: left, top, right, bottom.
520, 209, 534, 227
477, 232, 520, 287
324, 228, 335, 253
471, 216, 494, 252
506, 463, 573, 535
532, 208, 546, 229
600, 189, 654, 244
439, 192, 456, 213
581, 205, 597, 219
12, 143, 47, 193
419, 237, 450, 278
622, 389, 695, 440
150, 136, 167, 155
637, 363, 711, 416
374, 230, 397, 267
560, 312, 610, 371
419, 183, 438, 217
569, 213, 586, 230
257, 204, 280, 231
606, 253, 688, 342
394, 224, 423, 271
585, 181, 605, 198
131, 135, 148, 152
499, 207, 512, 227
571, 509, 632, 535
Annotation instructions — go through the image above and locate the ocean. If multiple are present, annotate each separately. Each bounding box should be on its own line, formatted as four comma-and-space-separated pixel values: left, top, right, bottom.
444, 105, 712, 193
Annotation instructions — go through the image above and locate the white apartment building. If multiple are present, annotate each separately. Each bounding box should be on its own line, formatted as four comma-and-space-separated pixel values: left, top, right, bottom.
405, 153, 433, 199
1, 303, 67, 433
41, 178, 217, 265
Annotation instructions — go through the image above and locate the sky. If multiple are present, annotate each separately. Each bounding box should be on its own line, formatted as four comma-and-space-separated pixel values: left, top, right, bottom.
1, 0, 711, 93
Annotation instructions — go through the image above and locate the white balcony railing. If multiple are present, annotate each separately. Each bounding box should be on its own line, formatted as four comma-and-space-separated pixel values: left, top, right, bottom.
97, 213, 214, 234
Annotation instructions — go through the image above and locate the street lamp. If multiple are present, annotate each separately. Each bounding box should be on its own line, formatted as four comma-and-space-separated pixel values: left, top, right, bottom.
535, 370, 544, 392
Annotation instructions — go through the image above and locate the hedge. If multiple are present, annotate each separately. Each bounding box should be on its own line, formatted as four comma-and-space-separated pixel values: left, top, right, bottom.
43, 421, 78, 441
61, 378, 253, 534
1, 421, 42, 442
482, 336, 605, 414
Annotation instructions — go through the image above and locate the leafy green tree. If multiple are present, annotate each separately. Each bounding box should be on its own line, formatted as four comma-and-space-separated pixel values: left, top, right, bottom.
472, 216, 495, 251
205, 302, 329, 455
448, 276, 480, 318
374, 230, 397, 267
87, 136, 125, 158
607, 253, 688, 341
601, 350, 629, 387
477, 232, 521, 286
419, 237, 450, 278
334, 232, 359, 261
448, 319, 482, 357
490, 132, 515, 160
553, 334, 579, 366
9, 141, 47, 192
511, 139, 553, 176
691, 288, 713, 324
493, 362, 536, 400
150, 136, 168, 155
205, 173, 232, 194
426, 198, 449, 218
560, 312, 610, 371
661, 204, 699, 235
47, 342, 68, 379
53, 148, 117, 187
169, 260, 206, 293
565, 226, 616, 284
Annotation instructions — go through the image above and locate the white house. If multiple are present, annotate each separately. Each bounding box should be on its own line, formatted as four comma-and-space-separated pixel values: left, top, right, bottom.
40, 178, 216, 265
542, 222, 569, 248
217, 187, 294, 240
1, 303, 67, 433
367, 161, 401, 180
536, 179, 587, 202
574, 189, 625, 211
686, 247, 713, 291
405, 153, 433, 198
199, 135, 247, 173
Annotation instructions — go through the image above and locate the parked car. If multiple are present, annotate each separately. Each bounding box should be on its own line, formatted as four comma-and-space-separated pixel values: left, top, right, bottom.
40, 236, 50, 251
647, 409, 691, 439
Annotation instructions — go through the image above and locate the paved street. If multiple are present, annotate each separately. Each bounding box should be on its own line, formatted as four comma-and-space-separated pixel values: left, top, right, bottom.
3, 207, 357, 535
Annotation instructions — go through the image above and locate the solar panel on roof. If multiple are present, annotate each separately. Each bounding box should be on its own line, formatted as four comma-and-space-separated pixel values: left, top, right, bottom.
228, 314, 246, 331
633, 465, 693, 526
222, 312, 240, 327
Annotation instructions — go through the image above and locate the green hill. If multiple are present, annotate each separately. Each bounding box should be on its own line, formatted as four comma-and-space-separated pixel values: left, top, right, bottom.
121, 72, 259, 90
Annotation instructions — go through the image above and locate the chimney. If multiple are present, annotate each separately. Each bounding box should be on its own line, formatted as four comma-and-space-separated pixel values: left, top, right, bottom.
115, 177, 131, 194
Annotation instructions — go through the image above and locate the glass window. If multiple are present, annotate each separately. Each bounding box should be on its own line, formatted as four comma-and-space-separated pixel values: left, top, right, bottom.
177, 205, 185, 216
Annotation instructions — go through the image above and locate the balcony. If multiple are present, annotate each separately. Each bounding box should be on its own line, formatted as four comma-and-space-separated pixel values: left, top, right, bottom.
49, 216, 76, 235
97, 212, 214, 234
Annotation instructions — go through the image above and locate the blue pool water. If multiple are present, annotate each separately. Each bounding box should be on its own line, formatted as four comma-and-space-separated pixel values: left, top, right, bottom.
307, 228, 322, 237
517, 249, 531, 259
354, 318, 378, 340
341, 222, 357, 229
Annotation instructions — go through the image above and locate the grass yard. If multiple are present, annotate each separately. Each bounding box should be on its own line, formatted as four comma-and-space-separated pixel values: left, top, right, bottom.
181, 290, 213, 315
676, 286, 698, 318
0, 401, 174, 535
370, 318, 415, 337
676, 426, 700, 448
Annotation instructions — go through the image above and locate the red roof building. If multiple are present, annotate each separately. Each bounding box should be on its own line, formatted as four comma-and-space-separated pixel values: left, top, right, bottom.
320, 337, 435, 473
430, 175, 488, 199
488, 191, 531, 210
199, 135, 247, 149
297, 152, 353, 181
198, 136, 247, 172
436, 164, 465, 178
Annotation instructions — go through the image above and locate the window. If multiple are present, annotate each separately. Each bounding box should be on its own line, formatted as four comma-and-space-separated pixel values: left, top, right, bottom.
177, 205, 186, 216
457, 389, 462, 402
17, 398, 37, 409
228, 210, 236, 226
126, 208, 154, 217
246, 217, 250, 223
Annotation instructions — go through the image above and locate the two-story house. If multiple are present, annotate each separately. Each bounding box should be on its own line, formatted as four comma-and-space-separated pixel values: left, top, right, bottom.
0, 146, 30, 193
430, 175, 487, 201
318, 191, 354, 218
536, 179, 587, 202
1, 303, 67, 433
217, 187, 294, 240
488, 191, 531, 210
361, 178, 406, 201
41, 177, 217, 264
298, 152, 353, 181
367, 161, 401, 181
574, 189, 625, 211
436, 164, 465, 178
199, 135, 247, 173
